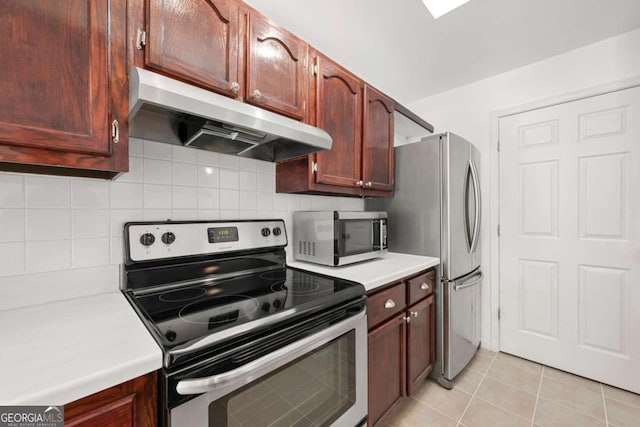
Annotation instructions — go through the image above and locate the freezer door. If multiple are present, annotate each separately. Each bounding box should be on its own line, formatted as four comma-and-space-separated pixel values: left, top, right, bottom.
444, 270, 482, 380
441, 133, 481, 280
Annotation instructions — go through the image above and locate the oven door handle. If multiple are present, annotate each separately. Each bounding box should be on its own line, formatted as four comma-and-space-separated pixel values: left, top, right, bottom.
175, 308, 366, 396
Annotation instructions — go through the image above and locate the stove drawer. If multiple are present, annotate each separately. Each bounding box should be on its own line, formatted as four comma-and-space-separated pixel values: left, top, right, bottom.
368, 282, 406, 329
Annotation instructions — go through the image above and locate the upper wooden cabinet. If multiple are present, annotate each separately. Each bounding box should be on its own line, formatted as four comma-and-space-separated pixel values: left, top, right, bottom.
143, 0, 241, 98
276, 51, 395, 197
314, 53, 364, 188
245, 12, 308, 120
362, 85, 394, 192
0, 0, 128, 177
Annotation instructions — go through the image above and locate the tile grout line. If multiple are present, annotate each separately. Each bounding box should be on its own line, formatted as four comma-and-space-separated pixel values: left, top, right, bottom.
601, 383, 609, 427
455, 353, 497, 427
531, 365, 544, 427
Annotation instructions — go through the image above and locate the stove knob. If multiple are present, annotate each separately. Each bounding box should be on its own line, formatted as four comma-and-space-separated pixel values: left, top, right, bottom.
261, 302, 271, 312
161, 232, 176, 245
140, 233, 155, 246
165, 330, 177, 342
261, 227, 271, 237
272, 227, 282, 236
273, 299, 282, 309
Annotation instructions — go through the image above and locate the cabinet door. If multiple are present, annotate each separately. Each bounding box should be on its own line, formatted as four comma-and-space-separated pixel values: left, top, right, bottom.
146, 0, 240, 98
406, 294, 435, 396
314, 53, 363, 188
368, 314, 406, 426
362, 85, 395, 192
65, 372, 156, 427
0, 0, 127, 174
246, 13, 307, 120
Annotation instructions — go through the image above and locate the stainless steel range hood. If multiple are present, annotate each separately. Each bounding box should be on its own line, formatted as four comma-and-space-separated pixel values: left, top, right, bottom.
128, 67, 332, 162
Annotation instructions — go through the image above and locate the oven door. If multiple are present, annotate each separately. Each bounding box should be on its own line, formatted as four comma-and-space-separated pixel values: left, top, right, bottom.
168, 305, 367, 427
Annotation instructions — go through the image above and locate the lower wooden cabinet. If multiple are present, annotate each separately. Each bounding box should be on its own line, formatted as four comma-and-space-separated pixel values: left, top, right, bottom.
64, 372, 157, 427
368, 313, 406, 426
367, 269, 435, 426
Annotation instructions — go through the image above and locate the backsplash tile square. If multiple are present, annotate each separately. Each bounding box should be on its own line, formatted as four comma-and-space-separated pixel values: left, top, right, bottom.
0, 174, 25, 208
0, 140, 364, 311
0, 242, 25, 275
71, 179, 109, 209
0, 209, 25, 242
26, 240, 71, 273
25, 176, 70, 208
25, 209, 71, 241
144, 158, 172, 184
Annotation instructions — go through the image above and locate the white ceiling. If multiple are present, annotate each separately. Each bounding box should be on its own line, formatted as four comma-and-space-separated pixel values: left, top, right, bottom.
243, 0, 640, 104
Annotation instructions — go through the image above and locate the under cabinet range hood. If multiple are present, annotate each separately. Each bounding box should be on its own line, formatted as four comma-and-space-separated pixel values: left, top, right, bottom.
128, 67, 332, 162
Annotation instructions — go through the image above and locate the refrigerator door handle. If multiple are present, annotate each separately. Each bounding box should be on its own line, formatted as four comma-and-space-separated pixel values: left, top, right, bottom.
469, 159, 481, 254
464, 162, 474, 252
452, 271, 483, 291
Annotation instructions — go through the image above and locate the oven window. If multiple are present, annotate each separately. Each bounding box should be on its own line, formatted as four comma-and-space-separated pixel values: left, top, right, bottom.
209, 331, 356, 427
338, 219, 374, 257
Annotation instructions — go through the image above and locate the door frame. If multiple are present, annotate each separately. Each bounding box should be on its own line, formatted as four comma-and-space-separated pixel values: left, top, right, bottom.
487, 75, 640, 351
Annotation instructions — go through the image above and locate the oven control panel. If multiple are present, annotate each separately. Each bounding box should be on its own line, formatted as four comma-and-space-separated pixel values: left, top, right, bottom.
126, 220, 287, 262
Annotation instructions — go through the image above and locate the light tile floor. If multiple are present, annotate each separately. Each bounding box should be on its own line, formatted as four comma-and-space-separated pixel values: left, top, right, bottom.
385, 350, 640, 427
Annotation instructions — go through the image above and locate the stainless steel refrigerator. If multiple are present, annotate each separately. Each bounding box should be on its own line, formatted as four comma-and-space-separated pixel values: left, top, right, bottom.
366, 132, 482, 389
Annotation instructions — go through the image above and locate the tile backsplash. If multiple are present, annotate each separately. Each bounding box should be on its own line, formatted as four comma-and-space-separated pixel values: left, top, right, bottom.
0, 139, 363, 311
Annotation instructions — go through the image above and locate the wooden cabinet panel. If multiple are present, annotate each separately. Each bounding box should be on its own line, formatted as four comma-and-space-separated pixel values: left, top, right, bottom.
145, 0, 240, 98
367, 282, 405, 329
368, 314, 406, 426
362, 85, 394, 192
314, 53, 363, 188
64, 372, 157, 427
0, 0, 128, 176
245, 13, 307, 120
65, 395, 134, 427
407, 269, 436, 306
406, 294, 435, 396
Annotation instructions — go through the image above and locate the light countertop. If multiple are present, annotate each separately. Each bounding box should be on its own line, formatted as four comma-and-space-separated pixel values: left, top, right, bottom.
0, 292, 162, 405
288, 252, 439, 292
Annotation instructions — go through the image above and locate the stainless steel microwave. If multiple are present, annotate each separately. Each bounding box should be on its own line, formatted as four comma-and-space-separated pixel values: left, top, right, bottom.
292, 211, 388, 266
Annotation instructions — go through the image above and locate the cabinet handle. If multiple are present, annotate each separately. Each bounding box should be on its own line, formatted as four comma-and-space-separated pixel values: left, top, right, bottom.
403, 316, 411, 324
356, 180, 364, 187
411, 311, 419, 318
252, 89, 262, 100
420, 283, 430, 291
111, 120, 119, 144
230, 82, 240, 94
365, 181, 372, 187
384, 299, 396, 309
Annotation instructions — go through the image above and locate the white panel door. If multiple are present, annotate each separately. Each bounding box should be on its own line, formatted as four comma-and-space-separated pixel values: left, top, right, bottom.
499, 86, 640, 393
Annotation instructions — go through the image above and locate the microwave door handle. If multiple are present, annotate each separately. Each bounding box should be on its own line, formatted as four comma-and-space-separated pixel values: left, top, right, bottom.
175, 309, 365, 396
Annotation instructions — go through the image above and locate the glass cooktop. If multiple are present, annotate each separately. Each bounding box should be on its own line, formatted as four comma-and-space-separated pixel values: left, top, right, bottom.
128, 267, 364, 351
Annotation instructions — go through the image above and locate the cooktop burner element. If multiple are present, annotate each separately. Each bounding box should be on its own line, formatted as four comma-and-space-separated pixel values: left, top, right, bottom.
159, 287, 207, 302
178, 295, 260, 325
121, 220, 365, 368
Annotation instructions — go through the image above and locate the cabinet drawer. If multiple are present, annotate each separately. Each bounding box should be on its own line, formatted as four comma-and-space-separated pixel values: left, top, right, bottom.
368, 283, 406, 329
407, 269, 435, 305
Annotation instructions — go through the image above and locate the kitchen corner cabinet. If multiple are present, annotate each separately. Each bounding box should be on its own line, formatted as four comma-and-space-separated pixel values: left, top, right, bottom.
64, 372, 157, 427
0, 0, 128, 178
276, 52, 395, 197
367, 269, 436, 426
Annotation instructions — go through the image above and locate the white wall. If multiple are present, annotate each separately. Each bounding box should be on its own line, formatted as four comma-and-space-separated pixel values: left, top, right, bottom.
408, 28, 640, 350
0, 139, 363, 311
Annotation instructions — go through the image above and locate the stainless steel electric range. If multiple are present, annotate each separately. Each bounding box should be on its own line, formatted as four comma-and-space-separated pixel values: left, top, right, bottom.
121, 220, 367, 427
